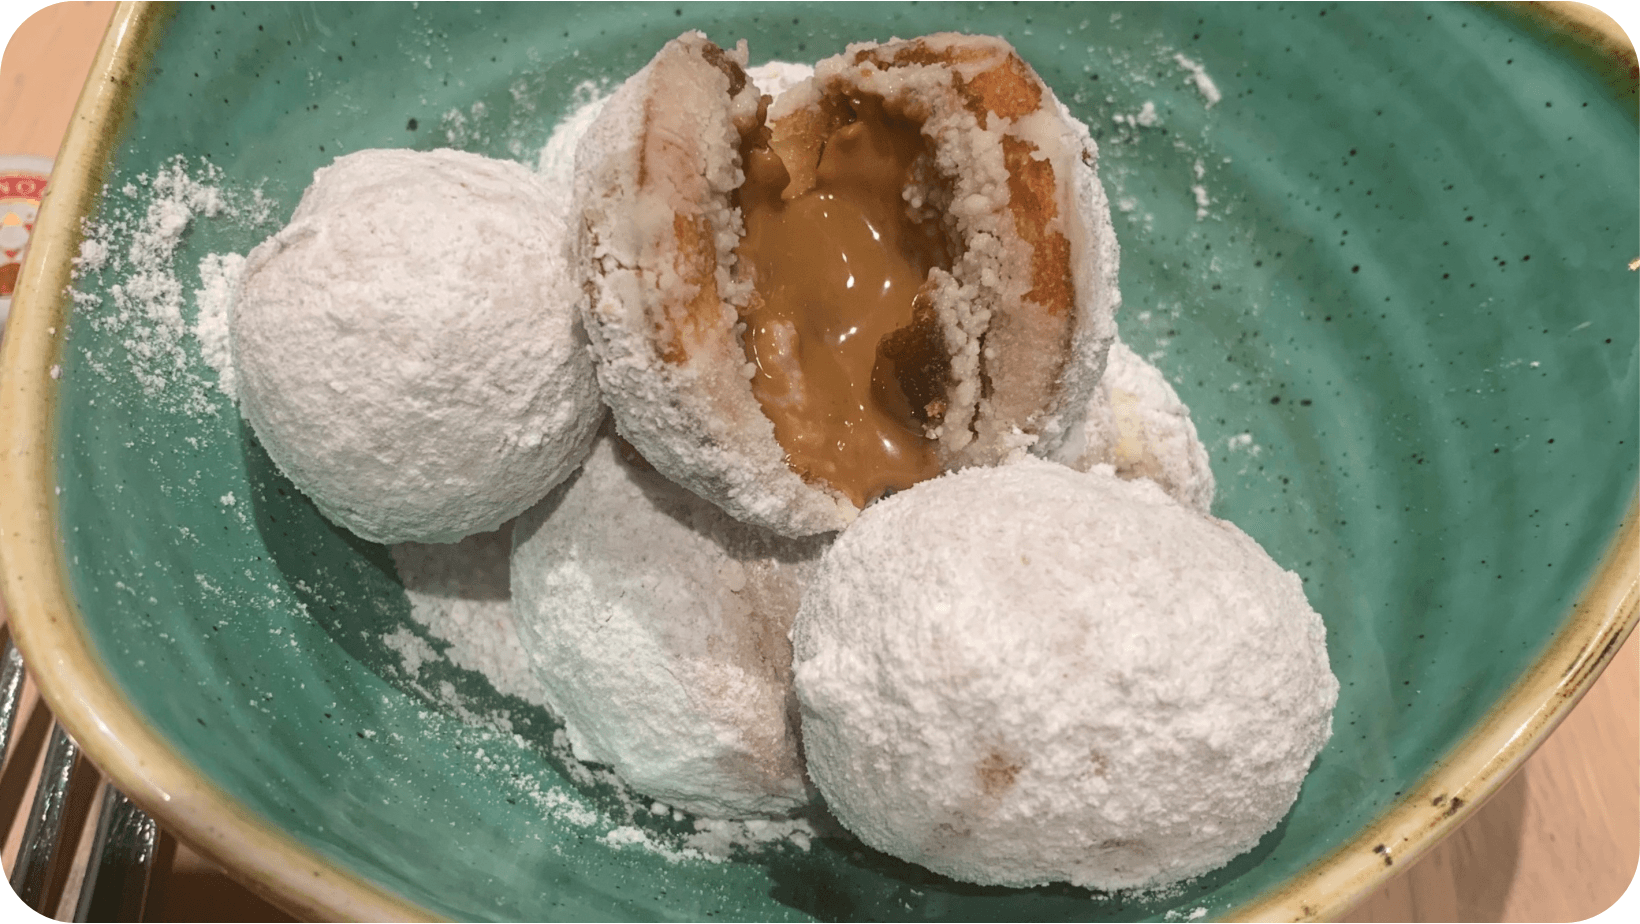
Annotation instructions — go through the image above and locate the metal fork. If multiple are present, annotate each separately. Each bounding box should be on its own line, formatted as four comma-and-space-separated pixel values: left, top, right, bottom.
2, 636, 158, 920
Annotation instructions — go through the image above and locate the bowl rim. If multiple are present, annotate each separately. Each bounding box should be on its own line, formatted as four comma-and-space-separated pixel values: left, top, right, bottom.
0, 2, 1634, 922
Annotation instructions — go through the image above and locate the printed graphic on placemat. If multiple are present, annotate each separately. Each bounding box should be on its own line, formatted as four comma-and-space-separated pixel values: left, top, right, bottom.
1, 157, 54, 325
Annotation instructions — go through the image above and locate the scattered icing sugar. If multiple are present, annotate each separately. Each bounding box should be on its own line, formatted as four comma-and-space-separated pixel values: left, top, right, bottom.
381, 626, 440, 680
1113, 100, 1160, 128
391, 524, 549, 706
1224, 431, 1266, 480
600, 826, 722, 864
75, 237, 109, 272
684, 816, 817, 856
70, 156, 273, 416
599, 818, 820, 864
439, 100, 484, 148
1173, 54, 1222, 107
1192, 182, 1211, 221
1086, 41, 1227, 232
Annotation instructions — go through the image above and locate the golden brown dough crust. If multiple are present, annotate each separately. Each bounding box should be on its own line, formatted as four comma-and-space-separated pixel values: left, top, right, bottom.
575, 34, 855, 538
574, 31, 1119, 535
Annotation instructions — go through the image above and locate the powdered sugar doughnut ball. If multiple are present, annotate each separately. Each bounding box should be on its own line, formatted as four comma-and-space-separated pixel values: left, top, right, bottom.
234, 148, 602, 544
1052, 337, 1216, 513
791, 458, 1337, 890
511, 431, 826, 818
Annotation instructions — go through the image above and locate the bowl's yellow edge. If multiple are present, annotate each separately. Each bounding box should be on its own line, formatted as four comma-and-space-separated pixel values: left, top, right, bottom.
0, 3, 1634, 924
0, 2, 436, 921
1234, 505, 1639, 923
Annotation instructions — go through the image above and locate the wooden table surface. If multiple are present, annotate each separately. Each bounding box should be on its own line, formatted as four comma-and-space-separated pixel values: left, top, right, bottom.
2, 4, 1635, 921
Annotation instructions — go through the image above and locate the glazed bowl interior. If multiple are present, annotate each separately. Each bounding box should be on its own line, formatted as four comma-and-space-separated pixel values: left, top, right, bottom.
20, 2, 1640, 921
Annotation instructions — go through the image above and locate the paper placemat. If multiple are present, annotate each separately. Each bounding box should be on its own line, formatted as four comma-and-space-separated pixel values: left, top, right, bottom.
0, 154, 54, 330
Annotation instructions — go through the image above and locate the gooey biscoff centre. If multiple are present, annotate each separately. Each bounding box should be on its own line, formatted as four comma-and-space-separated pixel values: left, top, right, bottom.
736, 94, 953, 507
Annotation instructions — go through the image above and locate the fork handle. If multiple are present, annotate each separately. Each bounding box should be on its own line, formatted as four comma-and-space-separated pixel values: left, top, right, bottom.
9, 722, 80, 908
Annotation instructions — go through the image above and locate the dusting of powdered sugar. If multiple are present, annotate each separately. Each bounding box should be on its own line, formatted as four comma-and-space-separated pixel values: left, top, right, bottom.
1053, 337, 1215, 513
232, 148, 603, 545
381, 626, 440, 680
592, 800, 819, 864
1113, 100, 1160, 128
1173, 54, 1222, 107
68, 49, 1252, 889
1069, 40, 1227, 234
510, 432, 826, 819
390, 524, 549, 706
1190, 158, 1211, 221
537, 81, 609, 197
71, 156, 273, 415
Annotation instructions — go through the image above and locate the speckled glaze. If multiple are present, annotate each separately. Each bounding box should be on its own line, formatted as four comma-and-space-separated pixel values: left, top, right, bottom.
0, 3, 1634, 922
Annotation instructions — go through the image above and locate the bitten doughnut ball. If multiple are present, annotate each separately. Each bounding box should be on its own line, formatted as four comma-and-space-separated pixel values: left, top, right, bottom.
233, 148, 603, 544
791, 458, 1338, 890
574, 32, 1119, 538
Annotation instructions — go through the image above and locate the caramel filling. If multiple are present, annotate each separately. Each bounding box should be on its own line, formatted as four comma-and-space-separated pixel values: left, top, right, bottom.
736, 95, 952, 507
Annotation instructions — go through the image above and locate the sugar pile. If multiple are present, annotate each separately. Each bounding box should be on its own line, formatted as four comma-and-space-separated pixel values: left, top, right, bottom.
193, 252, 244, 399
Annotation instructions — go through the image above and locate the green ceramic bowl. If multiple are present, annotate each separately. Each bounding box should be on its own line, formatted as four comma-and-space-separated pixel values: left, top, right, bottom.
2, 2, 1636, 920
